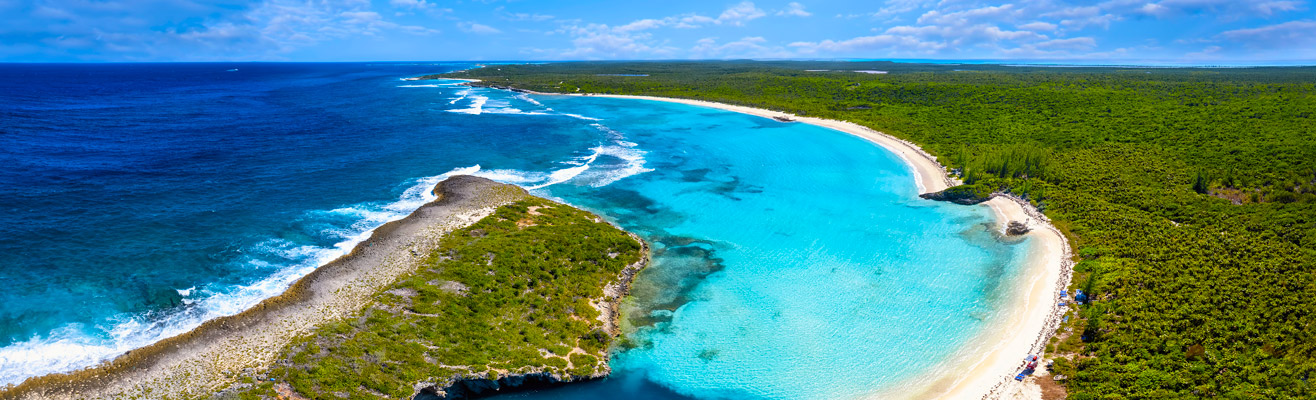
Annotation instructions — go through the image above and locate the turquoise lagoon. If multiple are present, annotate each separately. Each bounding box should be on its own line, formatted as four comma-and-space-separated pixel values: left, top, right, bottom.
462, 89, 1033, 399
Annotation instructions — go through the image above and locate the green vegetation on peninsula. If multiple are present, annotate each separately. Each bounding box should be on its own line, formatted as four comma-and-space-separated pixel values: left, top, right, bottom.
436, 61, 1316, 399
231, 197, 645, 399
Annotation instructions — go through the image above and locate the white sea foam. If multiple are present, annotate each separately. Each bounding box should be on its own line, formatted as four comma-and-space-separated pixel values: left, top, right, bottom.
590, 123, 623, 138
525, 164, 591, 190
563, 113, 602, 121
396, 84, 458, 88
446, 95, 488, 115
515, 94, 544, 106
448, 89, 471, 105
468, 168, 546, 184
441, 104, 652, 189
472, 96, 556, 116
0, 164, 481, 386
481, 107, 552, 116
583, 143, 654, 187
444, 89, 598, 120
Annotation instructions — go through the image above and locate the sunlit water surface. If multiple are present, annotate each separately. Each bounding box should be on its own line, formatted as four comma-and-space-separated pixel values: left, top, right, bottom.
0, 64, 1028, 399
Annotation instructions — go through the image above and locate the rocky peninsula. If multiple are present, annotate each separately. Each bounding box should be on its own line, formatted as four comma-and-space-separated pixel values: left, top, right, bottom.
2, 176, 648, 400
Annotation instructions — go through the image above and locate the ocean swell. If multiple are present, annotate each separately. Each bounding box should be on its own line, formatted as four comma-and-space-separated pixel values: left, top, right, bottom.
0, 80, 653, 388
0, 165, 479, 386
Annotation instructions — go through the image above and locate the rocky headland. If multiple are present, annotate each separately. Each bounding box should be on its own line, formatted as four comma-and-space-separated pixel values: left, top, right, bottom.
2, 176, 648, 400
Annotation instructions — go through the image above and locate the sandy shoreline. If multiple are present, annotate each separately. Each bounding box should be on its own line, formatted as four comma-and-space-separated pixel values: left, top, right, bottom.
535, 92, 1072, 400
913, 195, 1072, 400
2, 176, 531, 399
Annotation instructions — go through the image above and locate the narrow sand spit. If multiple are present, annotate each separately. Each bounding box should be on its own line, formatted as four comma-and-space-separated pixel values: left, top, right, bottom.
3, 176, 530, 400
554, 93, 1072, 400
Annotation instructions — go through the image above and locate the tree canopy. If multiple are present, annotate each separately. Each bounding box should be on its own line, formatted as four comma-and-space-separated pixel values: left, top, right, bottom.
442, 61, 1316, 399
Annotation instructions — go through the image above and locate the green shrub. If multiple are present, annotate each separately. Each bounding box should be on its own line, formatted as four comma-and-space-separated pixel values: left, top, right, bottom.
249, 198, 642, 398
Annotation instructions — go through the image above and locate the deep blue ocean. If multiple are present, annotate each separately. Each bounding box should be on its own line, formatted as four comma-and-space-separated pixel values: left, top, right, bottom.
0, 63, 1030, 398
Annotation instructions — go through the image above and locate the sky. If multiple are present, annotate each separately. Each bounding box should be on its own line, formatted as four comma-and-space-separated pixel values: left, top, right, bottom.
1, 0, 1314, 63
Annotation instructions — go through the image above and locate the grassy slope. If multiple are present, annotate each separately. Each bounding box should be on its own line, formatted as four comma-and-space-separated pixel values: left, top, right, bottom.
438, 61, 1316, 399
232, 198, 643, 399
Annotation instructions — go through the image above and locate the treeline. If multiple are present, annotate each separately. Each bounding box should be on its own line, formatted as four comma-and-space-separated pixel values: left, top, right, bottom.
442, 61, 1316, 399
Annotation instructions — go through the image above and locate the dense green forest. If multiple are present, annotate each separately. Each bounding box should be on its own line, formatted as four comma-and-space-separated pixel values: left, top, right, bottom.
232, 198, 643, 399
438, 61, 1316, 399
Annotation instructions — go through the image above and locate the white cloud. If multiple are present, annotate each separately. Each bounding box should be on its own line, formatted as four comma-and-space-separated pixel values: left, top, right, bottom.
551, 22, 679, 59
1183, 45, 1223, 59
1132, 3, 1165, 16
865, 0, 929, 20
1061, 14, 1121, 29
675, 14, 716, 28
12, 0, 441, 61
789, 34, 946, 54
514, 13, 555, 21
1106, 0, 1305, 18
917, 4, 1019, 26
544, 2, 775, 59
776, 2, 811, 17
1039, 5, 1101, 19
458, 21, 501, 34
496, 7, 555, 22
615, 18, 666, 32
1018, 21, 1058, 31
789, 1, 1100, 58
691, 36, 793, 58
1219, 19, 1316, 48
1035, 36, 1097, 50
717, 1, 767, 26
389, 0, 432, 10
561, 0, 769, 44
1249, 1, 1305, 15
884, 23, 1045, 44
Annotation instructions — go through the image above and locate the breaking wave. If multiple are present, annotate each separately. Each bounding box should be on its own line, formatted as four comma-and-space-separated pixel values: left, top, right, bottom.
0, 165, 480, 386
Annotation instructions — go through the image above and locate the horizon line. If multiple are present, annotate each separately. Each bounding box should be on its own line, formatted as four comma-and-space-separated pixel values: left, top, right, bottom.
2, 59, 1315, 68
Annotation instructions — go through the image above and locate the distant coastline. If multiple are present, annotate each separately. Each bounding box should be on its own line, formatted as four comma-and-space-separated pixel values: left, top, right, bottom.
456, 81, 1074, 400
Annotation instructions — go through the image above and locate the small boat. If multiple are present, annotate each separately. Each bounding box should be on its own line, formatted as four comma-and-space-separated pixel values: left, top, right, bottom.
227, 69, 238, 72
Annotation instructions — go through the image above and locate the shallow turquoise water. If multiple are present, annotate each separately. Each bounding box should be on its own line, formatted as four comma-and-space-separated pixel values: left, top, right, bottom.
512, 95, 1030, 399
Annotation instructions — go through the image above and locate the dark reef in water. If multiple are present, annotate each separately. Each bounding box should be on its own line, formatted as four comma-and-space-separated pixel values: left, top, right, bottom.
416, 372, 592, 400
917, 184, 997, 205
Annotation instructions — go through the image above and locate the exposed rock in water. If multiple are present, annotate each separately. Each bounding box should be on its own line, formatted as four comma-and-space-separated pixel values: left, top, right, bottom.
918, 184, 995, 205
418, 372, 602, 400
1007, 221, 1031, 235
